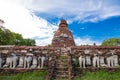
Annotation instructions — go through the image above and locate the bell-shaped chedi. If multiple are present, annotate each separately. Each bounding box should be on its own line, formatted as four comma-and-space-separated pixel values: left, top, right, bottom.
51, 19, 75, 47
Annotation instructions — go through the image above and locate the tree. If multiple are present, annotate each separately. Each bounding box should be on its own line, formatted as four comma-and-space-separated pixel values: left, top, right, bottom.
0, 28, 36, 46
101, 38, 120, 46
0, 28, 15, 45
21, 39, 35, 46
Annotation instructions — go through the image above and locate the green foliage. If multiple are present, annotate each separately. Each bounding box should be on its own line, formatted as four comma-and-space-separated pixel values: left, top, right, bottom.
102, 38, 120, 46
74, 70, 120, 80
0, 28, 35, 46
0, 29, 15, 45
0, 71, 47, 80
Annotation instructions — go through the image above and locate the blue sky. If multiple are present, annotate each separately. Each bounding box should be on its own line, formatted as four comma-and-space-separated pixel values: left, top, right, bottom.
70, 16, 120, 42
37, 14, 120, 45
0, 0, 120, 45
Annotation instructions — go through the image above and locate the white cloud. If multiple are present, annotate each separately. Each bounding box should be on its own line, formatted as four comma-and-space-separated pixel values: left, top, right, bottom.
21, 0, 120, 23
0, 0, 57, 46
75, 37, 101, 46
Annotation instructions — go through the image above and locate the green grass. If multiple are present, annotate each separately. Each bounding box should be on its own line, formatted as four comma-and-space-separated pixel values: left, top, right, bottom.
0, 70, 120, 80
74, 70, 120, 80
0, 70, 47, 80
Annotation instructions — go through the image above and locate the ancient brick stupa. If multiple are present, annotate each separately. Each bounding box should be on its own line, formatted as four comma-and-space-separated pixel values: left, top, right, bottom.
52, 19, 75, 47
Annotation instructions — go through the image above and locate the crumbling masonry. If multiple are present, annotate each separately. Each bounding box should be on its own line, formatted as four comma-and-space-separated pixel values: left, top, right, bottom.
0, 20, 120, 80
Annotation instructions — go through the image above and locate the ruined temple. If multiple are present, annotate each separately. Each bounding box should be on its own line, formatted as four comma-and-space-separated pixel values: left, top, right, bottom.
52, 19, 75, 47
0, 19, 120, 80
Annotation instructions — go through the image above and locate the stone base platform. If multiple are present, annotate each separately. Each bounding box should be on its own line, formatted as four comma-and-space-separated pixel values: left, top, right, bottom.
0, 68, 46, 75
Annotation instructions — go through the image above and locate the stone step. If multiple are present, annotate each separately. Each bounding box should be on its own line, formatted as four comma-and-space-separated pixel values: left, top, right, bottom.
57, 70, 69, 73
55, 76, 69, 80
56, 61, 69, 64
56, 78, 69, 80
56, 64, 69, 66
56, 66, 69, 69
56, 70, 69, 74
56, 74, 69, 78
56, 66, 68, 68
58, 56, 69, 59
53, 54, 72, 80
57, 59, 68, 62
59, 55, 68, 57
56, 63, 69, 67
55, 73, 69, 76
60, 53, 69, 56
53, 72, 67, 75
56, 60, 69, 62
57, 60, 68, 63
56, 67, 68, 71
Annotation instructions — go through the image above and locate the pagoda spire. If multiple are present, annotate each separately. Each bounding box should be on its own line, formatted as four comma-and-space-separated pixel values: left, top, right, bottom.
51, 19, 75, 47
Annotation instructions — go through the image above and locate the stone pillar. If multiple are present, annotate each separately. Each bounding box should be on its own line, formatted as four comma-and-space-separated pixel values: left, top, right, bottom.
93, 54, 100, 67
37, 56, 41, 68
24, 56, 27, 68
85, 55, 91, 66
41, 55, 46, 69
106, 56, 114, 67
9, 56, 13, 68
78, 55, 85, 68
3, 55, 12, 68
26, 55, 33, 68
106, 52, 114, 67
31, 56, 37, 68
113, 55, 119, 67
84, 50, 91, 66
12, 54, 18, 68
18, 56, 24, 68
99, 56, 106, 67
0, 56, 2, 68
